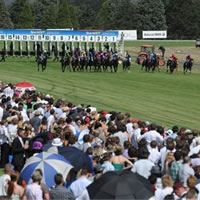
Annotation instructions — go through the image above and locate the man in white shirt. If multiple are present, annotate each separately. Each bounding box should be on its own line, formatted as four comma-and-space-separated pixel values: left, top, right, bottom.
140, 123, 163, 147
0, 104, 3, 121
47, 109, 55, 131
148, 140, 161, 164
0, 163, 13, 196
131, 148, 154, 179
70, 168, 92, 198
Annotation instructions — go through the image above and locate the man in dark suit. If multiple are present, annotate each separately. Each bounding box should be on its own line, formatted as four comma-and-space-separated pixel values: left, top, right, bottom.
12, 127, 29, 172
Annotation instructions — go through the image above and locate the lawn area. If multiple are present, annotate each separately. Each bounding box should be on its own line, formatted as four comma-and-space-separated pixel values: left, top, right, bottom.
0, 40, 199, 129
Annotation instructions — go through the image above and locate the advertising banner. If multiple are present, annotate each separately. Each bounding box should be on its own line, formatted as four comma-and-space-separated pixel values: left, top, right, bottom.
142, 31, 167, 39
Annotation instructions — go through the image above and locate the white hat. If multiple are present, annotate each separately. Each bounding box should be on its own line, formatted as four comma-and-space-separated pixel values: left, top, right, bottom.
185, 129, 192, 134
52, 138, 63, 146
166, 129, 173, 135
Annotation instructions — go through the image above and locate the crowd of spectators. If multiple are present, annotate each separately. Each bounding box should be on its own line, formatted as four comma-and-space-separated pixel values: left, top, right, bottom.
0, 82, 200, 200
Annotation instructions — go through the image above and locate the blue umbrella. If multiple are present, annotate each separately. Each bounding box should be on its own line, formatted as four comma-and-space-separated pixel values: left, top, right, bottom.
58, 146, 92, 172
20, 152, 73, 188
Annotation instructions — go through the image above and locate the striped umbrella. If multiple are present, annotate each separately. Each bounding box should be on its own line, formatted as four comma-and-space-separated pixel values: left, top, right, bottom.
20, 152, 73, 188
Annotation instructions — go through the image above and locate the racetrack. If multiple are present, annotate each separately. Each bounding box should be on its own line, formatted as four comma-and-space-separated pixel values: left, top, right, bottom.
0, 40, 200, 129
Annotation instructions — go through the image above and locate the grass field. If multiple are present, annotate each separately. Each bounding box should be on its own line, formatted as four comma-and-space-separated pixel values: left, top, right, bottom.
0, 40, 200, 129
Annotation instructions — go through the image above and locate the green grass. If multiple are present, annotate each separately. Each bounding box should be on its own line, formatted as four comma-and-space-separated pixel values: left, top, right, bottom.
0, 40, 200, 129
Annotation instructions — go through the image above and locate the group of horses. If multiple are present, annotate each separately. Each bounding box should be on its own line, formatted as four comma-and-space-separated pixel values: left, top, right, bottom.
141, 56, 194, 74
36, 51, 131, 73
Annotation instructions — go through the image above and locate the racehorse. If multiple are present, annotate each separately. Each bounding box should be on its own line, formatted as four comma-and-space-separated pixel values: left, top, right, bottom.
102, 56, 111, 72
123, 59, 131, 72
80, 56, 87, 71
94, 55, 102, 72
37, 53, 48, 72
71, 56, 80, 72
166, 59, 177, 74
61, 55, 71, 72
111, 57, 119, 72
141, 58, 151, 72
183, 59, 194, 74
86, 57, 94, 72
150, 56, 160, 72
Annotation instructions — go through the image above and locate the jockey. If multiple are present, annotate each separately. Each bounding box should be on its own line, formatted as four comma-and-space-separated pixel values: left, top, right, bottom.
112, 52, 118, 60
125, 52, 131, 63
88, 50, 93, 61
172, 54, 178, 62
186, 54, 191, 63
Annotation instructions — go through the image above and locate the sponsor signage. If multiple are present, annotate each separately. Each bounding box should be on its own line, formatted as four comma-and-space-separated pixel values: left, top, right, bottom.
118, 30, 137, 40
143, 31, 167, 39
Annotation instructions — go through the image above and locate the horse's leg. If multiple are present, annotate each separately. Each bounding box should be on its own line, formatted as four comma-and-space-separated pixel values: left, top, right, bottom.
38, 64, 39, 71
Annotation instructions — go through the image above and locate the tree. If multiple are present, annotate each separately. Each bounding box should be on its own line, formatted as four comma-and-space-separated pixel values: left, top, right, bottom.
69, 5, 80, 29
95, 0, 110, 29
0, 0, 13, 28
57, 0, 72, 29
33, 0, 57, 29
135, 0, 167, 38
166, 0, 197, 39
9, 0, 24, 28
18, 0, 34, 28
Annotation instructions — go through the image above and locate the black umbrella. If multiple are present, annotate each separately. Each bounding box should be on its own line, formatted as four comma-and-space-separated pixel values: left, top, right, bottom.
58, 146, 92, 172
87, 170, 153, 199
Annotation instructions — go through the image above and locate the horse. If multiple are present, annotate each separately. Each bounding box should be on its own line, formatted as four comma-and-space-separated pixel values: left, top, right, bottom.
102, 56, 111, 72
183, 59, 194, 74
150, 57, 160, 72
86, 57, 94, 72
111, 57, 119, 72
79, 56, 87, 71
141, 58, 151, 72
166, 59, 177, 74
71, 56, 80, 72
37, 54, 48, 72
94, 55, 102, 72
61, 55, 71, 72
123, 59, 131, 72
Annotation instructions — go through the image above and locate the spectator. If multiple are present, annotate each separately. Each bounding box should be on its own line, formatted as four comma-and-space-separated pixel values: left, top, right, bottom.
0, 163, 13, 196
50, 173, 75, 200
155, 175, 174, 200
70, 168, 92, 198
131, 148, 154, 179
22, 170, 43, 200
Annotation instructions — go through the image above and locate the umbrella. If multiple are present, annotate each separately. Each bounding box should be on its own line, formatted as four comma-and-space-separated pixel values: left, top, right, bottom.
20, 152, 73, 188
15, 82, 36, 91
58, 146, 92, 172
87, 170, 153, 199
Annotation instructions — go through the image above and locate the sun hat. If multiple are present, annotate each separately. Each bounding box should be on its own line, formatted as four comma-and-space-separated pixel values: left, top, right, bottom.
34, 110, 40, 116
32, 141, 43, 150
52, 138, 63, 146
166, 129, 173, 135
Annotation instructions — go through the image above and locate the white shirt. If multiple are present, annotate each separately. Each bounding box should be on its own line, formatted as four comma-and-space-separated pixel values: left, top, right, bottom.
3, 86, 14, 98
47, 115, 54, 131
0, 174, 10, 196
70, 177, 92, 198
148, 148, 161, 164
131, 159, 155, 179
188, 145, 200, 157
114, 131, 128, 147
126, 123, 133, 136
24, 183, 43, 200
102, 161, 115, 173
0, 106, 3, 121
179, 163, 194, 187
155, 187, 173, 200
140, 130, 163, 145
